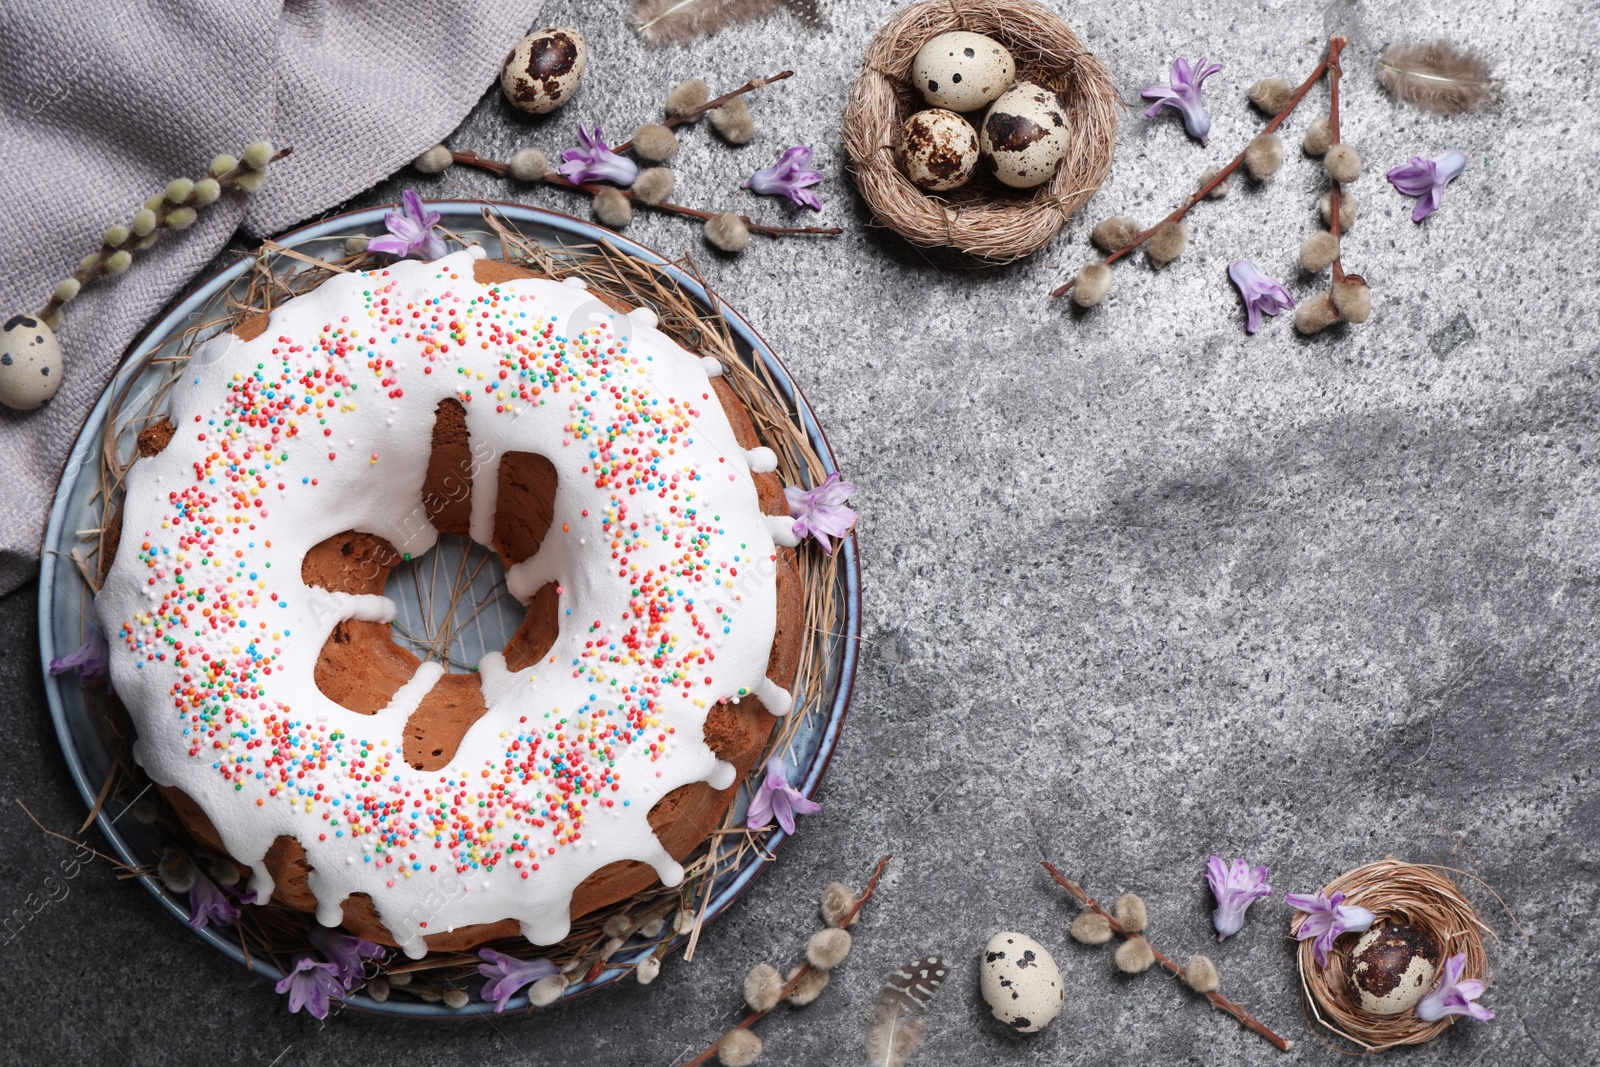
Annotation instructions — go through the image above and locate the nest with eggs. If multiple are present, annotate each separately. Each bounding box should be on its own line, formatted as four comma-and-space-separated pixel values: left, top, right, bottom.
1295, 859, 1495, 1052
842, 0, 1117, 262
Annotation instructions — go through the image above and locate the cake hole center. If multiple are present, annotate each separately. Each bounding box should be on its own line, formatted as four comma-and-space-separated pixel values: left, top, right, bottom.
384, 534, 526, 671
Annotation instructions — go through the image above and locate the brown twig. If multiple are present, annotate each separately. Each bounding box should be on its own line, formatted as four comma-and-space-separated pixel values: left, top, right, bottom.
611, 70, 795, 156
448, 152, 842, 239
683, 855, 892, 1067
442, 70, 837, 241
1052, 37, 1347, 298
1326, 42, 1347, 285
1040, 861, 1291, 1052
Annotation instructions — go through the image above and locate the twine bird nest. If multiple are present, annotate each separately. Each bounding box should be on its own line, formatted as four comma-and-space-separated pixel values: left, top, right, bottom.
842, 0, 1118, 262
1293, 859, 1495, 1052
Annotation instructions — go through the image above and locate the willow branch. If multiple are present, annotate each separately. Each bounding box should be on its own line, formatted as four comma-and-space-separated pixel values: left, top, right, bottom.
1040, 861, 1291, 1052
682, 855, 892, 1067
610, 70, 794, 156
1326, 41, 1348, 285
447, 151, 841, 239
35, 148, 295, 321
1051, 37, 1347, 298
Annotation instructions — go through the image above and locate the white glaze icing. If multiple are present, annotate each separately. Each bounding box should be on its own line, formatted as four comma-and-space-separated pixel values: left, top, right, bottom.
97, 250, 788, 952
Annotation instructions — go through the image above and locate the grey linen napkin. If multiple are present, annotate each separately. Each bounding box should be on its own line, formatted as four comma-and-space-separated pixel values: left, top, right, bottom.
0, 0, 541, 595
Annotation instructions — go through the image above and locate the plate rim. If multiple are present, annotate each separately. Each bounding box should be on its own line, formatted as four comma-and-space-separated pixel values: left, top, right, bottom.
37, 199, 861, 1018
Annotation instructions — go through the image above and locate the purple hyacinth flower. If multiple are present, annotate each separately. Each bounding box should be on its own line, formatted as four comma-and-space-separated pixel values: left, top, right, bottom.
746, 756, 822, 835
1142, 57, 1223, 143
1227, 259, 1296, 334
1386, 150, 1467, 222
187, 868, 240, 930
275, 956, 345, 1019
1285, 889, 1376, 968
49, 628, 109, 687
1416, 952, 1494, 1022
308, 926, 386, 988
557, 125, 640, 187
744, 146, 825, 210
1205, 856, 1273, 941
477, 947, 559, 1012
784, 471, 857, 554
367, 189, 448, 261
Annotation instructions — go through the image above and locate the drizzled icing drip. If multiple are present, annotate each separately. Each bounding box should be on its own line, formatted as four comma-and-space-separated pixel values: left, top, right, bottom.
97, 251, 784, 947
767, 515, 802, 547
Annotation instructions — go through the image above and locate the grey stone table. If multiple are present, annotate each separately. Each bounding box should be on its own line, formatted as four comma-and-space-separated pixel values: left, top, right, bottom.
3, 0, 1596, 1063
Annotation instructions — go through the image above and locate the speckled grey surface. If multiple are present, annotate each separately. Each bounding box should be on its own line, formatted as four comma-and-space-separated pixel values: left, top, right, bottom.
3, 0, 1598, 1063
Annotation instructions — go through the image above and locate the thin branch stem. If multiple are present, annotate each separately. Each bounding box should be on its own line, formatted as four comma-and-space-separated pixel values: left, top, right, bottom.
442, 70, 837, 241
682, 855, 892, 1067
448, 152, 842, 239
1326, 41, 1347, 285
610, 70, 794, 156
1051, 37, 1347, 298
1040, 861, 1291, 1052
34, 147, 295, 321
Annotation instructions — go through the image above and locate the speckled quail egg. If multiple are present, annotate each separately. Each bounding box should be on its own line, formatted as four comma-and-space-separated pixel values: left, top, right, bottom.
979, 931, 1065, 1033
0, 314, 63, 410
979, 80, 1070, 189
899, 108, 980, 191
501, 27, 588, 115
1345, 923, 1442, 1016
911, 31, 1016, 112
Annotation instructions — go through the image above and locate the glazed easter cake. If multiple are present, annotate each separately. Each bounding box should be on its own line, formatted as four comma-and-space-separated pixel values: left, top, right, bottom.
95, 249, 803, 957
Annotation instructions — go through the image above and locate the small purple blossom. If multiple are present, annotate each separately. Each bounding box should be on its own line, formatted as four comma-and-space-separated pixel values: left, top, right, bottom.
1416, 952, 1494, 1023
49, 628, 109, 687
187, 868, 240, 930
1227, 259, 1296, 334
785, 471, 857, 554
275, 956, 345, 1019
1386, 150, 1467, 222
477, 947, 559, 1012
367, 189, 447, 261
1205, 856, 1273, 941
745, 756, 821, 835
743, 146, 824, 210
557, 125, 640, 187
1142, 57, 1223, 143
1285, 889, 1376, 968
307, 926, 386, 988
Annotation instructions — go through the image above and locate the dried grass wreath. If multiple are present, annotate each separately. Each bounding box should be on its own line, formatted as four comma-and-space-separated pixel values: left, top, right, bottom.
842, 0, 1118, 261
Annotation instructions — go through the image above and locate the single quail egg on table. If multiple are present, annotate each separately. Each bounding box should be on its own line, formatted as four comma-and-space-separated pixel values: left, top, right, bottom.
979, 931, 1065, 1033
899, 108, 980, 191
501, 27, 588, 115
0, 314, 63, 410
980, 80, 1070, 189
911, 31, 1016, 112
1344, 923, 1443, 1016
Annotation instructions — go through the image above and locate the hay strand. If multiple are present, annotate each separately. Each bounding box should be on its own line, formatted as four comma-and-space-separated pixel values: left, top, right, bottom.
842, 0, 1117, 261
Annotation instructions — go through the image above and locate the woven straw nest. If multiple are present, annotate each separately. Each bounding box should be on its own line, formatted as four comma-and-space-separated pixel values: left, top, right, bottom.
842, 0, 1117, 262
1294, 859, 1495, 1052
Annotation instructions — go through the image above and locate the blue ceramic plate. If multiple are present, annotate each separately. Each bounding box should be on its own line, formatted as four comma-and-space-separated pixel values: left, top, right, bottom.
38, 201, 860, 1017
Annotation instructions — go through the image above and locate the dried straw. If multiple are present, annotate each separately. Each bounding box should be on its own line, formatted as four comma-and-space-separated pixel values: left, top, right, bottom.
67, 209, 851, 1005
1293, 859, 1494, 1052
842, 0, 1118, 261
